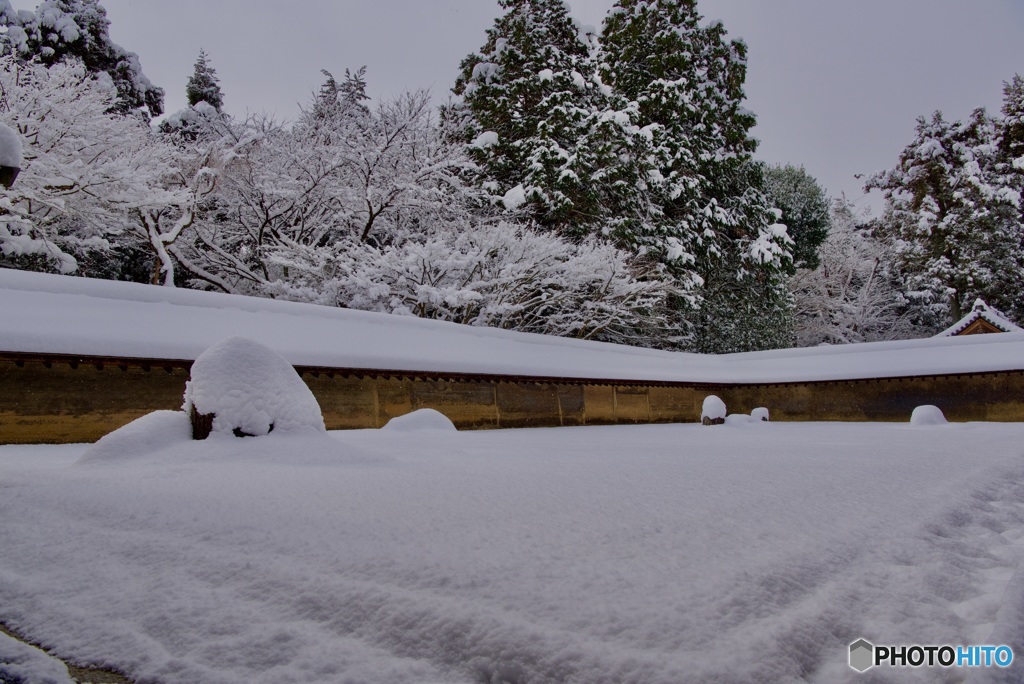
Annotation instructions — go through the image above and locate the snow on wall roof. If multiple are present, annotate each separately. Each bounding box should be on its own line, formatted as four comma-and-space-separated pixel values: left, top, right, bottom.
937, 299, 1023, 336
2, 268, 1024, 384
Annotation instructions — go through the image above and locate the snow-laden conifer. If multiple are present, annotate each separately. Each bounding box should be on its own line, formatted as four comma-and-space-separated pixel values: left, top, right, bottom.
867, 108, 1024, 328
600, 0, 793, 351
0, 0, 163, 118
452, 0, 615, 235
186, 48, 223, 112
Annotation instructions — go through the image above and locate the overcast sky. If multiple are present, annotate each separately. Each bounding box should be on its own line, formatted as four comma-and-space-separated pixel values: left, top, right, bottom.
39, 0, 1024, 213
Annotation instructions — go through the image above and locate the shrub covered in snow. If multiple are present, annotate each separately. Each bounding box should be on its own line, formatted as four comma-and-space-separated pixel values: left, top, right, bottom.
701, 395, 726, 425
910, 405, 947, 426
381, 408, 457, 433
183, 336, 325, 438
751, 407, 770, 422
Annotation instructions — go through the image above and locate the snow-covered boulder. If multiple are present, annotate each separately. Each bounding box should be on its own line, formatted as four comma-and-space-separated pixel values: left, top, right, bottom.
79, 410, 191, 464
0, 122, 22, 169
910, 405, 947, 426
701, 395, 726, 425
0, 122, 22, 188
183, 336, 325, 439
381, 408, 457, 433
751, 407, 770, 422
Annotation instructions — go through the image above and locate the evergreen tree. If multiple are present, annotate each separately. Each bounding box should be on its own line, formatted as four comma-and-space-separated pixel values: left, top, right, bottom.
186, 49, 223, 111
451, 0, 615, 235
762, 164, 830, 271
867, 108, 1024, 328
599, 0, 793, 351
998, 74, 1024, 163
997, 74, 1024, 241
0, 0, 164, 118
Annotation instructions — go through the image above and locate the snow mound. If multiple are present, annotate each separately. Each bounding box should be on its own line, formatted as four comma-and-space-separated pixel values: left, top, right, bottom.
78, 410, 191, 464
183, 336, 325, 437
724, 413, 756, 426
701, 395, 726, 422
910, 404, 947, 425
751, 407, 770, 422
502, 184, 527, 210
471, 131, 499, 148
0, 632, 73, 684
381, 408, 457, 433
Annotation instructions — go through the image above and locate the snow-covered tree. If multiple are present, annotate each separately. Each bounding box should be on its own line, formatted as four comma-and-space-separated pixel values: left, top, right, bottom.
0, 0, 163, 118
451, 0, 618, 235
867, 108, 1024, 328
186, 48, 223, 112
599, 0, 793, 352
791, 199, 913, 346
176, 83, 479, 295
998, 74, 1024, 164
762, 163, 830, 270
0, 56, 211, 283
266, 219, 678, 346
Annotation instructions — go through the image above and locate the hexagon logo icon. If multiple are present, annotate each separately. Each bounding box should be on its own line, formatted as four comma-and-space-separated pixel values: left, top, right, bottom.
849, 639, 874, 672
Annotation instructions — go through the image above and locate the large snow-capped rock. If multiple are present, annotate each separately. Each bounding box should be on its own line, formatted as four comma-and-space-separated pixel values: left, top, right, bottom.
183, 336, 325, 437
701, 395, 727, 424
0, 122, 22, 169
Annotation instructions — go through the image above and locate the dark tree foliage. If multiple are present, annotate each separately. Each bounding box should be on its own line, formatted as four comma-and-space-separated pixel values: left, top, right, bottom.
186, 48, 223, 111
451, 0, 614, 235
762, 164, 830, 271
0, 0, 163, 118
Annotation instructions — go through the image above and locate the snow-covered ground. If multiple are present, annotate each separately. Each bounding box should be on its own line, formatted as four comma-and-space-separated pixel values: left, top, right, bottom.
3, 268, 1024, 383
3, 421, 1024, 683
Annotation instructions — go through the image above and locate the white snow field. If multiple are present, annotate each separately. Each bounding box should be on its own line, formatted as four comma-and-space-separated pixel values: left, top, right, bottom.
3, 422, 1024, 683
3, 268, 1024, 383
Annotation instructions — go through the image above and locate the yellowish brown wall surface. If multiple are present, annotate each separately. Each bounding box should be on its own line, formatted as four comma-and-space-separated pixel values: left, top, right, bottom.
1, 353, 1022, 445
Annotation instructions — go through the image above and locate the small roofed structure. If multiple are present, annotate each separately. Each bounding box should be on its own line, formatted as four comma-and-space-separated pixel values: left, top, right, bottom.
938, 300, 1023, 337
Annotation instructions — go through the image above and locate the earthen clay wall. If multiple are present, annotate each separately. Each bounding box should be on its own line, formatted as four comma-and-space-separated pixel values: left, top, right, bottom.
2, 352, 1022, 444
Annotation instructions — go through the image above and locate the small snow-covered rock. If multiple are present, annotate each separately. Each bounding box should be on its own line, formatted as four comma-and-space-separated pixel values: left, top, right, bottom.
79, 410, 191, 464
382, 408, 457, 433
724, 413, 755, 426
701, 395, 726, 425
910, 405, 947, 426
183, 336, 325, 438
751, 407, 770, 422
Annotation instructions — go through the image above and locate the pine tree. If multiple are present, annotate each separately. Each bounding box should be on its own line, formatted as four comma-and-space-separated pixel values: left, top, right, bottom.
998, 74, 1024, 163
451, 0, 614, 235
0, 0, 164, 118
599, 0, 793, 351
762, 164, 830, 271
867, 108, 1024, 327
186, 49, 223, 111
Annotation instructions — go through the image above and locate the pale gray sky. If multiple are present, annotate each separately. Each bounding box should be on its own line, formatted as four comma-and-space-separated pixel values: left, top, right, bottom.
60, 1, 1024, 212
